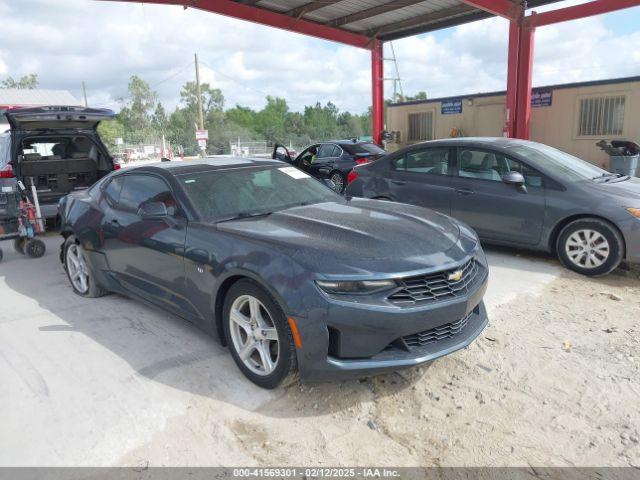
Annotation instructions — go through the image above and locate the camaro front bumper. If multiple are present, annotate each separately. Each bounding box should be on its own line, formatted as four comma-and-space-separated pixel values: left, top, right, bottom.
293, 263, 489, 381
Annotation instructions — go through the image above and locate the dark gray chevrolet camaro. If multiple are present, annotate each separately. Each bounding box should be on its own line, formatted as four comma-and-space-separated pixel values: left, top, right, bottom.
58, 158, 488, 388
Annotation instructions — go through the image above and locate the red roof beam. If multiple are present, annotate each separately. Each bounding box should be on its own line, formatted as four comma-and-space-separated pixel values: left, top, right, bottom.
96, 0, 374, 49
459, 0, 522, 20
525, 0, 640, 27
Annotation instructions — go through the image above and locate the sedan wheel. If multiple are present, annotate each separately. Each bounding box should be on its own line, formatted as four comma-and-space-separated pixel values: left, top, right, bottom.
564, 229, 610, 269
557, 219, 623, 277
330, 172, 344, 193
223, 279, 298, 388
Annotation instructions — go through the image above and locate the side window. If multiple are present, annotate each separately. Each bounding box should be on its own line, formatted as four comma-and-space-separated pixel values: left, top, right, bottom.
331, 145, 342, 158
503, 157, 544, 188
457, 149, 543, 187
298, 146, 317, 164
403, 148, 450, 175
457, 149, 504, 182
118, 175, 177, 214
102, 176, 124, 206
317, 144, 334, 159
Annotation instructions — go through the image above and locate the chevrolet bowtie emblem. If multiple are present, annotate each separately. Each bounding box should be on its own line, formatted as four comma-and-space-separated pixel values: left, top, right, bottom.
448, 270, 463, 282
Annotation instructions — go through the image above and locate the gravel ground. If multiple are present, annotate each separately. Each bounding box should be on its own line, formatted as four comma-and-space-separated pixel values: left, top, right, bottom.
122, 266, 640, 467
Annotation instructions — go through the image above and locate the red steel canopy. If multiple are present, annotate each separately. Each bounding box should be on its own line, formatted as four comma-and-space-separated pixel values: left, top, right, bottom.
101, 0, 640, 143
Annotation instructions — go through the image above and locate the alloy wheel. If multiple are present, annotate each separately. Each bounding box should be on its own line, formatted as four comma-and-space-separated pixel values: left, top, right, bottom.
66, 243, 90, 293
331, 173, 344, 193
564, 229, 610, 269
229, 294, 280, 376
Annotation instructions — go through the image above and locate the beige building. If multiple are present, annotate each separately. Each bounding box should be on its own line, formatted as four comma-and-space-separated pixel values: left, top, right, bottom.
386, 76, 640, 166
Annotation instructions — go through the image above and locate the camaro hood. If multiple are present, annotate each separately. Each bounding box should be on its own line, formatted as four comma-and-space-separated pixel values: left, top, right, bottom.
216, 198, 474, 275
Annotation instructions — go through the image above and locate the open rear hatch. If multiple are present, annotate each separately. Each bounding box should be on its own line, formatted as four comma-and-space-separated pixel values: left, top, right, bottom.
7, 106, 116, 214
5, 106, 115, 131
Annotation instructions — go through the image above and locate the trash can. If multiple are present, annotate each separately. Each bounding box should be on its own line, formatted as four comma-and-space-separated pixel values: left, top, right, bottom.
609, 155, 639, 176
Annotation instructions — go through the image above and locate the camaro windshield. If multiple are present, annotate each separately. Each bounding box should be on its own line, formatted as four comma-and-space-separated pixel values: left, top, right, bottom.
179, 165, 341, 222
507, 142, 609, 181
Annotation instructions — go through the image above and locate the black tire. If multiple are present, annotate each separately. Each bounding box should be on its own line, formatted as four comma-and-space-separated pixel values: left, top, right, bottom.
329, 171, 345, 194
222, 279, 298, 389
14, 238, 26, 254
63, 236, 109, 298
556, 218, 624, 277
25, 238, 46, 258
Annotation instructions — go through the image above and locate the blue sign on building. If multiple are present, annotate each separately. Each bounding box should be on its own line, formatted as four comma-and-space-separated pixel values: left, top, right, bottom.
531, 88, 553, 107
441, 99, 463, 115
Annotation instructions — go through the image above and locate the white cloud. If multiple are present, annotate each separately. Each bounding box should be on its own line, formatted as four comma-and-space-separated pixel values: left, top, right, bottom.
0, 0, 637, 113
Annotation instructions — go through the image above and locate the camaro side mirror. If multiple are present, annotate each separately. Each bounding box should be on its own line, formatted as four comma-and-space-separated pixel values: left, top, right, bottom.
502, 171, 527, 193
138, 201, 168, 219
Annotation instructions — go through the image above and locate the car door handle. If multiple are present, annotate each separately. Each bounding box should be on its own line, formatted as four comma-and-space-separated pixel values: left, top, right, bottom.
391, 180, 406, 186
454, 188, 474, 195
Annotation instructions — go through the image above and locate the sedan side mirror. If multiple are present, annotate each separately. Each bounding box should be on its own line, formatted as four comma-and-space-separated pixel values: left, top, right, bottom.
502, 171, 527, 193
138, 201, 168, 219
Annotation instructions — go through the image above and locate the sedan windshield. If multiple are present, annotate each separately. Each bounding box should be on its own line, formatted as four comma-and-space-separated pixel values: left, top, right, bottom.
179, 165, 341, 222
507, 142, 609, 181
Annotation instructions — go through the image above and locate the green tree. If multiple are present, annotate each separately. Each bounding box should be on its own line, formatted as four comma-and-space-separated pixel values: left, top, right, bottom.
97, 119, 125, 151
117, 75, 158, 143
226, 105, 256, 130
1, 74, 39, 89
151, 103, 169, 133
403, 91, 428, 102
254, 96, 289, 145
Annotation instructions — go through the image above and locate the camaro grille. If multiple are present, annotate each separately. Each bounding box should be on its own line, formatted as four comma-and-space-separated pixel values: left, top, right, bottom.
402, 311, 473, 347
387, 258, 481, 307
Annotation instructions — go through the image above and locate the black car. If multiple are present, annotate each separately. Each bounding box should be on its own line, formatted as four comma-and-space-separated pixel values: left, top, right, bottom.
272, 140, 385, 193
0, 106, 118, 219
58, 157, 488, 388
346, 137, 640, 276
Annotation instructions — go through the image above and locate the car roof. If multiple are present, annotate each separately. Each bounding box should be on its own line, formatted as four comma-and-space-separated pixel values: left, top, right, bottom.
119, 157, 285, 176
404, 137, 541, 149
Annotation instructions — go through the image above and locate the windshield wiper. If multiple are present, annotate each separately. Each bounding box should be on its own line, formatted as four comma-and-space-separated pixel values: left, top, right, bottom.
592, 172, 623, 182
215, 211, 273, 223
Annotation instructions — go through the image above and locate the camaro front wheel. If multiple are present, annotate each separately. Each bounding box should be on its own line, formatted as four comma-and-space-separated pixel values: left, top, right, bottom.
63, 236, 108, 297
557, 218, 624, 277
223, 279, 297, 389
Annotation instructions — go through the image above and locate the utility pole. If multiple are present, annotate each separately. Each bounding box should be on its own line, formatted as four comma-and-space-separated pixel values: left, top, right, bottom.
383, 42, 404, 103
81, 81, 88, 107
194, 53, 204, 130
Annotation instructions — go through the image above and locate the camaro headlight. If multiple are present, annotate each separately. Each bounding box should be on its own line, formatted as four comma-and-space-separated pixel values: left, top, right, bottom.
315, 279, 397, 295
626, 207, 640, 218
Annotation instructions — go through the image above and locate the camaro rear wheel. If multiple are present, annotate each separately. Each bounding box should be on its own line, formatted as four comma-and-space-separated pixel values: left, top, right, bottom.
557, 218, 623, 277
223, 279, 297, 389
63, 237, 108, 297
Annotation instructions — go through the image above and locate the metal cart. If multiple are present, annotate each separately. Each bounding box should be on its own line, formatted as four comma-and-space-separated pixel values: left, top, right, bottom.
0, 179, 46, 262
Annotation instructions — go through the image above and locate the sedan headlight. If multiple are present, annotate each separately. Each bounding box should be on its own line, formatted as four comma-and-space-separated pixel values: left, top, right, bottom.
316, 279, 396, 295
626, 207, 640, 218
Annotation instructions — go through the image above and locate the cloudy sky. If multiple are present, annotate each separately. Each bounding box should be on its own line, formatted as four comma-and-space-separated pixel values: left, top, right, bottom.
0, 0, 638, 114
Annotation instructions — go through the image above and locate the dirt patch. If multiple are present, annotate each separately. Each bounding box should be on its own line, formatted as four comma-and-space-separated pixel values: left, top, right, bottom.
121, 268, 640, 467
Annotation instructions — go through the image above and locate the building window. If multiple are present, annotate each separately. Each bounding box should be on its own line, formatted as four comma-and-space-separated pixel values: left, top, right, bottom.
408, 112, 433, 141
578, 95, 625, 136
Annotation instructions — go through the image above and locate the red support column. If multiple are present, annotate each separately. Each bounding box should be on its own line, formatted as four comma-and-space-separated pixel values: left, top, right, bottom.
504, 20, 520, 137
371, 39, 384, 146
514, 24, 535, 139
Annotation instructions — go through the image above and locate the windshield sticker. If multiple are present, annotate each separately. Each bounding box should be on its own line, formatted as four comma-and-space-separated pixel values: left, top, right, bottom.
279, 167, 310, 179
184, 179, 196, 184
